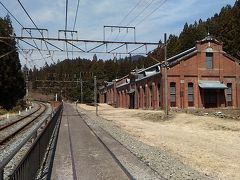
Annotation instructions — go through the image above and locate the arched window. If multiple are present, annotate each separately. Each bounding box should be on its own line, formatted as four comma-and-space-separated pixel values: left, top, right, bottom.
170, 82, 176, 107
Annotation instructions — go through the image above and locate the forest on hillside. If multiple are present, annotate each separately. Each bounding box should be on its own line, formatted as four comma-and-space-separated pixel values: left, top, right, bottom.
27, 1, 240, 102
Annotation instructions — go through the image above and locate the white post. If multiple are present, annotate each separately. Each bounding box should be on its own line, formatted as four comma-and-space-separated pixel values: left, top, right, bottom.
55, 93, 58, 101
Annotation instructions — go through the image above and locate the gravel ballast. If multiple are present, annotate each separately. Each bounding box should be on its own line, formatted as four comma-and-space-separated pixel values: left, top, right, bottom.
77, 105, 213, 180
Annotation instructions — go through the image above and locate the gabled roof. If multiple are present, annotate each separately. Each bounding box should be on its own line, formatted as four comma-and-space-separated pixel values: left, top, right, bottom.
167, 47, 197, 66
105, 35, 239, 86
196, 34, 223, 45
116, 74, 129, 83
223, 52, 240, 64
136, 72, 160, 82
137, 63, 161, 74
116, 78, 130, 88
136, 64, 161, 81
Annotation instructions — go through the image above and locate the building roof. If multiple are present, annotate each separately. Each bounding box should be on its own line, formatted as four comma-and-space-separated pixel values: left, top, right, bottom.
116, 78, 130, 88
136, 65, 160, 81
223, 52, 240, 64
136, 72, 160, 82
196, 34, 223, 45
167, 47, 197, 66
103, 35, 239, 86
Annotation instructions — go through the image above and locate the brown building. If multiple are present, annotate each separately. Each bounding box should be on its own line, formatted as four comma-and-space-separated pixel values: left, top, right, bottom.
99, 35, 240, 109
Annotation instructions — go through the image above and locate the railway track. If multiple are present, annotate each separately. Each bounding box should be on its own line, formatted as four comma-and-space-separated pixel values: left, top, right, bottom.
0, 102, 47, 145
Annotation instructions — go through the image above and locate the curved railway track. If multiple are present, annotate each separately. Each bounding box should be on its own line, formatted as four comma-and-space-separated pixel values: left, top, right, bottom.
0, 102, 47, 145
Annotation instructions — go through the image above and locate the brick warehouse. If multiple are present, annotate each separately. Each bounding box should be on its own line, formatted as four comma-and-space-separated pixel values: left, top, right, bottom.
99, 35, 240, 109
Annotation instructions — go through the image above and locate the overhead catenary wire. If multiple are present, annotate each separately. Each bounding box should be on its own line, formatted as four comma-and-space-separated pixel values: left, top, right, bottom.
114, 0, 156, 43
135, 0, 168, 26
106, 0, 143, 43
125, 0, 156, 26
17, 0, 56, 64
119, 0, 144, 26
118, 0, 167, 42
72, 0, 81, 59
0, 1, 48, 65
17, 44, 41, 68
65, 0, 68, 31
73, 0, 81, 31
65, 0, 69, 59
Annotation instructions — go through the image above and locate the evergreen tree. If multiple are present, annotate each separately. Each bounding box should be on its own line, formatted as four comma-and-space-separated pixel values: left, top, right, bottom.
0, 15, 25, 109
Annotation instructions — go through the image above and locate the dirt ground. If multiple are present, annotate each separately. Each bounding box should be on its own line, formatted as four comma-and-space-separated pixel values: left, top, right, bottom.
78, 103, 240, 180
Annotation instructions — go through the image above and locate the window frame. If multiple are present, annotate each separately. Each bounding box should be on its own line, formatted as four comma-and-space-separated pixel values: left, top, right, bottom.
170, 82, 176, 107
226, 83, 232, 106
188, 83, 194, 107
206, 52, 213, 69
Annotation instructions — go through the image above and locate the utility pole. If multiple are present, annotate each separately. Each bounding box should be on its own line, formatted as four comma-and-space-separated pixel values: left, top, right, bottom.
80, 72, 83, 103
164, 33, 168, 117
24, 55, 29, 101
94, 76, 98, 116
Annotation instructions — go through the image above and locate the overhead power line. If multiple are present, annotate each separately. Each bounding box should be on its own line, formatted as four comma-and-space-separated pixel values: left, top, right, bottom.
126, 0, 156, 26
73, 0, 81, 31
0, 1, 48, 64
106, 0, 143, 42
17, 0, 56, 64
17, 44, 41, 68
118, 0, 168, 42
65, 0, 68, 31
136, 0, 168, 26
65, 0, 69, 59
119, 0, 144, 25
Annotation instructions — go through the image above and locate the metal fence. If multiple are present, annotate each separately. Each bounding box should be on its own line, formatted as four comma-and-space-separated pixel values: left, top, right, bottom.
0, 103, 63, 180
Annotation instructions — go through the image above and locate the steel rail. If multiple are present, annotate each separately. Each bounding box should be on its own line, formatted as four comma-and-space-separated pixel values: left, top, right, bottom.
0, 103, 47, 145
0, 102, 62, 180
0, 103, 41, 131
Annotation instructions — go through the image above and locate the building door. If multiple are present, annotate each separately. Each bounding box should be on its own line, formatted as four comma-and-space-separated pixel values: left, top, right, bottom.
204, 89, 217, 108
129, 93, 135, 109
104, 93, 107, 103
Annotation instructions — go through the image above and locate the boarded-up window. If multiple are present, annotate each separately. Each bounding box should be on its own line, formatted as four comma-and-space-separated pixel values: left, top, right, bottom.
226, 83, 232, 106
206, 52, 213, 69
188, 83, 194, 107
170, 82, 176, 107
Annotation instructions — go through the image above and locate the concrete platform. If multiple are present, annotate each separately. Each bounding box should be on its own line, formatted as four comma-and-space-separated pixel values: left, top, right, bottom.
51, 103, 129, 180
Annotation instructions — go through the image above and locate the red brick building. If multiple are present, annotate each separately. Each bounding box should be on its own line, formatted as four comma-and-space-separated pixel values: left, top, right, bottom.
99, 36, 240, 109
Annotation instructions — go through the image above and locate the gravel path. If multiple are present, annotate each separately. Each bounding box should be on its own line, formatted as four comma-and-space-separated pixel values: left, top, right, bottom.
77, 105, 213, 180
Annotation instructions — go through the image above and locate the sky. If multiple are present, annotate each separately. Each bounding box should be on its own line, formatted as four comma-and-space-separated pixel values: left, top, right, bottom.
0, 0, 236, 68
